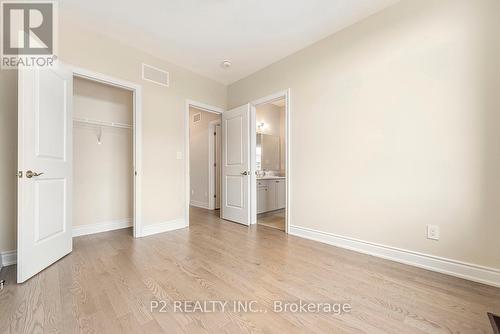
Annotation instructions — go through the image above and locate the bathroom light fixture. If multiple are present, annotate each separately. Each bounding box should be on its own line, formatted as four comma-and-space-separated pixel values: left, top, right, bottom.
257, 121, 266, 131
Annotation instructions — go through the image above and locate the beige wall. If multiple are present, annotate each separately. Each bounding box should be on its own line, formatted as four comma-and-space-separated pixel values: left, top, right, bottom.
189, 107, 221, 206
73, 77, 133, 227
256, 104, 281, 137
0, 16, 226, 252
59, 20, 226, 228
0, 70, 17, 253
229, 0, 500, 268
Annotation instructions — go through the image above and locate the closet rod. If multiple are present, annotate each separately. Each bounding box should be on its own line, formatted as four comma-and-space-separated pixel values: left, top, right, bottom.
73, 117, 132, 129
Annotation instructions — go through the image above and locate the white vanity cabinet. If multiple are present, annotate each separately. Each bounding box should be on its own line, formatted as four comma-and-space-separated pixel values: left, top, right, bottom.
257, 178, 286, 214
275, 179, 286, 208
257, 182, 269, 214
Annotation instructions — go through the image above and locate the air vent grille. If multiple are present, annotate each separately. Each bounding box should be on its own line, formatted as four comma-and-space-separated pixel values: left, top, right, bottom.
193, 113, 201, 123
142, 63, 169, 87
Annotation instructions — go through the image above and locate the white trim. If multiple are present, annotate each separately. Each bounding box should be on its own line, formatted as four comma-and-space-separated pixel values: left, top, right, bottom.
72, 219, 132, 237
190, 200, 210, 209
250, 89, 291, 233
185, 100, 225, 228
187, 100, 225, 115
141, 219, 186, 237
72, 67, 141, 92
71, 66, 143, 239
289, 225, 500, 288
0, 250, 17, 267
208, 120, 221, 210
250, 105, 257, 225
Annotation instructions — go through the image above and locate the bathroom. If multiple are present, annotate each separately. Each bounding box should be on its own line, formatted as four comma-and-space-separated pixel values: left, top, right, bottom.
255, 98, 286, 230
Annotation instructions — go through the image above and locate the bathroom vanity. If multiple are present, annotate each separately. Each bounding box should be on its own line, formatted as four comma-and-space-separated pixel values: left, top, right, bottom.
257, 176, 286, 214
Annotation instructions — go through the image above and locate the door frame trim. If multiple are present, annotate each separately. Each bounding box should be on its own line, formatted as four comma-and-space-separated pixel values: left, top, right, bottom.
185, 100, 225, 227
208, 119, 221, 210
71, 66, 143, 238
249, 89, 291, 233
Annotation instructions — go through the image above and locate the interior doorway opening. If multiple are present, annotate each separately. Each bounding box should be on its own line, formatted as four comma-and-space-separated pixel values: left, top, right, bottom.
187, 103, 223, 219
16, 64, 142, 283
73, 77, 134, 237
254, 98, 286, 231
249, 90, 290, 233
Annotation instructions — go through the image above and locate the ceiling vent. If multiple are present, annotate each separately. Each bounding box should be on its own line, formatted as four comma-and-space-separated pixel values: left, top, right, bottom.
142, 63, 169, 87
192, 112, 201, 124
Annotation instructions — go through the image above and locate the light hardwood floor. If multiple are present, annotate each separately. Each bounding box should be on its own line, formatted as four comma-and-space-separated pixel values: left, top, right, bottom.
257, 209, 285, 231
1, 207, 499, 333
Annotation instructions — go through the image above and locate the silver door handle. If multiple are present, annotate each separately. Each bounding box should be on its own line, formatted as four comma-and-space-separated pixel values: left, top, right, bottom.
26, 170, 44, 178
241, 171, 249, 175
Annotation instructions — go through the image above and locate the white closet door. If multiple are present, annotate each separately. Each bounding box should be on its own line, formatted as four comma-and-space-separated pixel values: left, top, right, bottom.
17, 63, 73, 283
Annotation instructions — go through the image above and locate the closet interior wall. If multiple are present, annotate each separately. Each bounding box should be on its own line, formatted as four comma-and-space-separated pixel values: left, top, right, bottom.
73, 77, 133, 229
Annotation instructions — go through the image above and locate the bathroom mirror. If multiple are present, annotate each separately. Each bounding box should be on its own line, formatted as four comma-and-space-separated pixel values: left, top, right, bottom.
256, 133, 280, 171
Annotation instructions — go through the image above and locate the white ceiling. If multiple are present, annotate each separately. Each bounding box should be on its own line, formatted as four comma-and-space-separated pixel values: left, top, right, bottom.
60, 0, 398, 85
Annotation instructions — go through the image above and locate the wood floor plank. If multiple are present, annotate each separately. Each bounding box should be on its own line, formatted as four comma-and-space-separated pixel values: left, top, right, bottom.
1, 206, 499, 333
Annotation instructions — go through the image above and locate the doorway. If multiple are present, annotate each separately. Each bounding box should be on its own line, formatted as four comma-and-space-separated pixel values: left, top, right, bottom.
250, 90, 290, 233
16, 64, 142, 283
185, 91, 290, 231
254, 98, 286, 231
185, 100, 224, 225
72, 77, 134, 237
72, 68, 143, 238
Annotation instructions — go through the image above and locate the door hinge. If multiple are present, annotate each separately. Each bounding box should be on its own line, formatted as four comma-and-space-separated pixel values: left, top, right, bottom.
214, 132, 216, 136
134, 171, 138, 176
214, 194, 216, 198
214, 163, 216, 167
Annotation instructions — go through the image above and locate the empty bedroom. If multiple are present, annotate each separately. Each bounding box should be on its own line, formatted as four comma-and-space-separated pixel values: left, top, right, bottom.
0, 0, 499, 333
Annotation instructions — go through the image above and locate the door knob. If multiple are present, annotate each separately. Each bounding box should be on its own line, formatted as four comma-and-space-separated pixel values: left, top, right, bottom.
241, 171, 249, 175
26, 170, 44, 178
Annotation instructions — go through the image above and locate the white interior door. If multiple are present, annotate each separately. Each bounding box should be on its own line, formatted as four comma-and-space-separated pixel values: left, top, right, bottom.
17, 63, 73, 283
221, 104, 251, 225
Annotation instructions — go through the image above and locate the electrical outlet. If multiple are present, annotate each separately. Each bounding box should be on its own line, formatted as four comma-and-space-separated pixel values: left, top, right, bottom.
176, 151, 183, 160
427, 225, 440, 240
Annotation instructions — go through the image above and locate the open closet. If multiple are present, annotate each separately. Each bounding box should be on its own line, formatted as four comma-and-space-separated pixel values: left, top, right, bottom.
72, 77, 134, 235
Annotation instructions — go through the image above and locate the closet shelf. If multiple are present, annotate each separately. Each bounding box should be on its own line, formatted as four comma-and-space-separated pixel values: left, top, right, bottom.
73, 117, 132, 129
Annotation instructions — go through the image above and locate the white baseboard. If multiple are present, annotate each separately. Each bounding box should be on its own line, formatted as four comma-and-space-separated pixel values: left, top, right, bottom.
73, 219, 132, 237
0, 250, 17, 267
190, 200, 209, 209
0, 219, 185, 267
141, 218, 186, 237
289, 225, 500, 288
